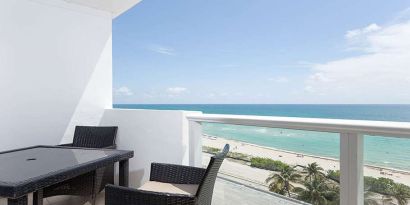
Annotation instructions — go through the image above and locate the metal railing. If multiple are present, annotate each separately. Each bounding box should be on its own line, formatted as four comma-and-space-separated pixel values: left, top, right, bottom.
186, 114, 410, 205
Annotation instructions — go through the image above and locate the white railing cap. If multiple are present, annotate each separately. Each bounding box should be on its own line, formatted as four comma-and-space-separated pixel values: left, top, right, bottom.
187, 114, 410, 138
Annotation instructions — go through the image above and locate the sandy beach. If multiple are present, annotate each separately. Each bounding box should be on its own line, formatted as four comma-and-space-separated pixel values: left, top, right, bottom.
203, 135, 410, 186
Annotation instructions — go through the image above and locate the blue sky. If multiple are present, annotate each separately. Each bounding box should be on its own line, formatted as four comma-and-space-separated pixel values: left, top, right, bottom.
113, 0, 410, 104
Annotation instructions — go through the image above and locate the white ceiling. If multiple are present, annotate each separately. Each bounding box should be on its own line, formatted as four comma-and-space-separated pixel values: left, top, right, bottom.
65, 0, 142, 18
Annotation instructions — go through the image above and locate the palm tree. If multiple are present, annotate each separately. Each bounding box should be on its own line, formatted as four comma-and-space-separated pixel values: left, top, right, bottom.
266, 166, 301, 197
326, 170, 340, 183
390, 184, 410, 205
327, 184, 340, 205
304, 162, 324, 181
364, 191, 379, 205
381, 195, 392, 205
295, 178, 337, 205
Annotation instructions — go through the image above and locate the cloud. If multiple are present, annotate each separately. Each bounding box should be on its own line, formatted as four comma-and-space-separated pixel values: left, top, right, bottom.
345, 23, 383, 52
345, 23, 381, 39
114, 86, 133, 96
393, 7, 410, 23
148, 45, 176, 55
268, 76, 289, 83
305, 19, 410, 103
166, 87, 188, 96
308, 73, 331, 83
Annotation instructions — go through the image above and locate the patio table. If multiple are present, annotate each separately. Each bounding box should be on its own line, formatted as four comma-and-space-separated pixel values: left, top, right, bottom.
0, 145, 133, 205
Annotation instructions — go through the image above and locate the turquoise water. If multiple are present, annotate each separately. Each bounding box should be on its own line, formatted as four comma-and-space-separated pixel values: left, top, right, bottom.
114, 104, 410, 170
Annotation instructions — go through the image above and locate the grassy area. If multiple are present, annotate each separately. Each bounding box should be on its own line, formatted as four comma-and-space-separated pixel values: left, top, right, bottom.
203, 146, 252, 161
250, 157, 289, 171
202, 146, 221, 154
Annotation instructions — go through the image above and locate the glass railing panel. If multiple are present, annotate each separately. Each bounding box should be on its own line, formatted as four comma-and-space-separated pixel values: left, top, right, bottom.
202, 123, 340, 205
364, 135, 410, 205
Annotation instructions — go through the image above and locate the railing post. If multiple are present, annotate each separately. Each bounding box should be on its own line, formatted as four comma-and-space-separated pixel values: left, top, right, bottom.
188, 120, 203, 167
340, 133, 364, 205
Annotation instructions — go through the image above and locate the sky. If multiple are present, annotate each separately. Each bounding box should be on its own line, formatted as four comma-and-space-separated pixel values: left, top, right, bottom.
113, 0, 410, 104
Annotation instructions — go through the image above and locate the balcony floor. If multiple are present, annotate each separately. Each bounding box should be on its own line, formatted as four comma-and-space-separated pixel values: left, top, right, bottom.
1, 177, 304, 205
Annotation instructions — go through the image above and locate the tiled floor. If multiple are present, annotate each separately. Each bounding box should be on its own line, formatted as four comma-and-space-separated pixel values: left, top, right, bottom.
0, 193, 104, 205
213, 178, 306, 205
0, 178, 305, 205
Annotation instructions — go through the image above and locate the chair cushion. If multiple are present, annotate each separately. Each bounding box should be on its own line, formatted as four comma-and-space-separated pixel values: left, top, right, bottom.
139, 181, 198, 196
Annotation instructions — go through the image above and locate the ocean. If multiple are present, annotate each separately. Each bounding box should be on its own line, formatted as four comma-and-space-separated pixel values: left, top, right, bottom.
113, 104, 410, 171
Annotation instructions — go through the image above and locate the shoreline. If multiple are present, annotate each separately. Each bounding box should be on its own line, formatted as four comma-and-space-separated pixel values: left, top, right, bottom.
203, 135, 410, 185
203, 134, 410, 175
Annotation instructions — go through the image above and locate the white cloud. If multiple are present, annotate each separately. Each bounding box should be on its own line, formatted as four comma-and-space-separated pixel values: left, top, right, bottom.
308, 73, 331, 83
345, 23, 383, 52
393, 7, 410, 23
166, 87, 188, 96
305, 19, 410, 103
114, 86, 133, 96
148, 45, 176, 55
268, 76, 289, 83
345, 23, 381, 39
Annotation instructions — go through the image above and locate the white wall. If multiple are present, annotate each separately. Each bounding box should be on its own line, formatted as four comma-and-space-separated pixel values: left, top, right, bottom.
100, 109, 202, 187
0, 0, 113, 151
0, 0, 203, 190
0, 0, 203, 192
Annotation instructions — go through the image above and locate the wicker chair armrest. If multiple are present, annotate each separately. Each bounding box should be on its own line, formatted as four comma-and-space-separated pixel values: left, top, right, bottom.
105, 184, 196, 205
150, 163, 206, 184
58, 143, 73, 147
103, 145, 117, 149
57, 144, 116, 149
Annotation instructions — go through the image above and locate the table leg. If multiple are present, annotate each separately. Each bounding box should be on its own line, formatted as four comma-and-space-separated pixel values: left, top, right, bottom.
33, 189, 43, 205
119, 159, 129, 187
8, 195, 28, 205
90, 168, 104, 205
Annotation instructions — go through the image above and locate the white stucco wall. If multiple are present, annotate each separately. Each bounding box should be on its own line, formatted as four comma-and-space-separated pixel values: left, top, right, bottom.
0, 0, 113, 151
100, 109, 202, 187
0, 0, 203, 190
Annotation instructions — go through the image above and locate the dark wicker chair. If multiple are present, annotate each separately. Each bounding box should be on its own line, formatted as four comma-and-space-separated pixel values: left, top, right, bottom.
43, 126, 118, 204
105, 144, 230, 205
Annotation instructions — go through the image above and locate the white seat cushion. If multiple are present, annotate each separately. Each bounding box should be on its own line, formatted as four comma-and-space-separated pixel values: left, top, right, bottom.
139, 181, 199, 196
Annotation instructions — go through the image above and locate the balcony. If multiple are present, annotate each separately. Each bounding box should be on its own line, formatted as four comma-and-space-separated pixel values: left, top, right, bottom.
1, 0, 410, 205
2, 108, 408, 205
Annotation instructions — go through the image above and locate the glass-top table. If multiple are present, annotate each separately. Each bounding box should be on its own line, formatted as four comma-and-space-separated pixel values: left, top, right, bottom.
0, 145, 133, 205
